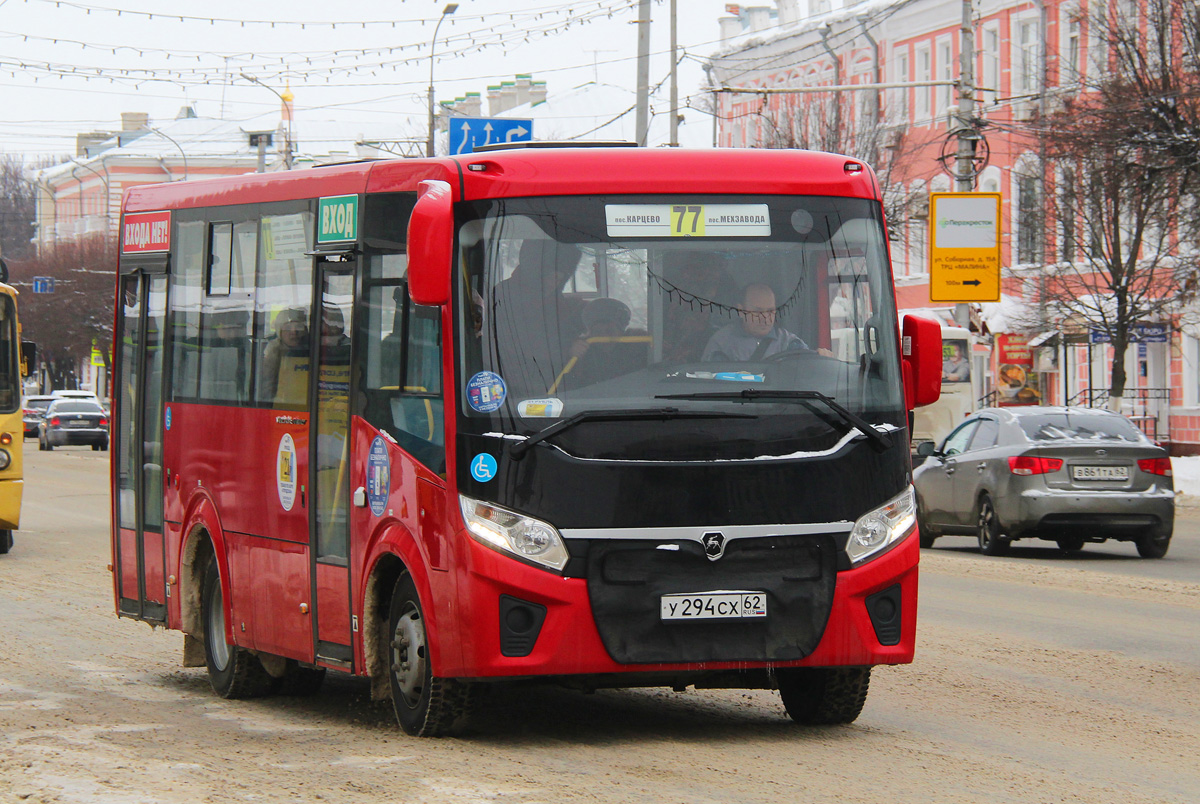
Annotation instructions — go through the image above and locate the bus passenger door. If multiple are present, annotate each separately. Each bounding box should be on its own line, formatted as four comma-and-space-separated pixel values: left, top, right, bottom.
114, 270, 168, 624
311, 264, 355, 669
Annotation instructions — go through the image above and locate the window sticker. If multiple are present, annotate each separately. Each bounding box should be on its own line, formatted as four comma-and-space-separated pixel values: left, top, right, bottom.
470, 453, 498, 482
517, 398, 564, 418
466, 371, 507, 413
366, 436, 391, 516
683, 371, 766, 382
605, 204, 771, 237
276, 433, 297, 511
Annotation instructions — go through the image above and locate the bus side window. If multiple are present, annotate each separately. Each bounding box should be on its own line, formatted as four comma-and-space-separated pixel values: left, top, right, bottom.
169, 220, 205, 400
253, 211, 314, 408
360, 255, 445, 474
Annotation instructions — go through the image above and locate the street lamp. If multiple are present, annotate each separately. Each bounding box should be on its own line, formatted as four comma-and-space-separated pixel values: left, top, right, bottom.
240, 72, 293, 169
427, 4, 459, 158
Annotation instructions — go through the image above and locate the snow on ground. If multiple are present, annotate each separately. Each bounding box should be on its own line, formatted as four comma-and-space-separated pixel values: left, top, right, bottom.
1172, 455, 1200, 497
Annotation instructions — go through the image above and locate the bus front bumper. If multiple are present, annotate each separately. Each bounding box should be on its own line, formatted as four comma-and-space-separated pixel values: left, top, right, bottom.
445, 529, 918, 681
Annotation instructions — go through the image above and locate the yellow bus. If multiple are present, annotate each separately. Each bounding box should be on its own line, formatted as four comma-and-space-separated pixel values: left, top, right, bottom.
0, 280, 24, 554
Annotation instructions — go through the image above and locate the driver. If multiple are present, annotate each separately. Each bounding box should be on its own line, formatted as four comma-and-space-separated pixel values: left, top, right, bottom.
702, 283, 808, 361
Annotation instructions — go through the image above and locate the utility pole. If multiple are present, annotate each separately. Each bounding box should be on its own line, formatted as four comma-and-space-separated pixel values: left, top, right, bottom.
635, 0, 651, 146
955, 0, 976, 194
669, 0, 678, 147
954, 0, 977, 329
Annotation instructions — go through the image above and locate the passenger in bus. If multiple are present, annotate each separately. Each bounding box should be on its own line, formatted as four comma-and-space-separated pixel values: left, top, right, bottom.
662, 254, 733, 363
490, 240, 584, 395
563, 297, 647, 388
942, 342, 970, 382
261, 307, 309, 408
702, 283, 810, 361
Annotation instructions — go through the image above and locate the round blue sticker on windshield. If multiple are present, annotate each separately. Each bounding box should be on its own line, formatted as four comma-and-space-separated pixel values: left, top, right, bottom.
466, 371, 506, 413
366, 436, 391, 516
470, 453, 498, 483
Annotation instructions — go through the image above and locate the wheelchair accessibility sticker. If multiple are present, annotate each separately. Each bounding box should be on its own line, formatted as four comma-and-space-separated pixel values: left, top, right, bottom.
470, 453, 498, 483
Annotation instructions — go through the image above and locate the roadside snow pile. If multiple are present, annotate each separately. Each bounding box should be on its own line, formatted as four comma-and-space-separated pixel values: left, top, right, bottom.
1171, 455, 1200, 497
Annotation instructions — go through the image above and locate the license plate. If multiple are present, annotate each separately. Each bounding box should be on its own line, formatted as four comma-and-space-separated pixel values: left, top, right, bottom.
1072, 465, 1129, 481
68, 420, 89, 427
660, 591, 767, 621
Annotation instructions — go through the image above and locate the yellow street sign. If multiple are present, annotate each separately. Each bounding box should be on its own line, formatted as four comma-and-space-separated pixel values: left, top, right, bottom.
929, 192, 1002, 302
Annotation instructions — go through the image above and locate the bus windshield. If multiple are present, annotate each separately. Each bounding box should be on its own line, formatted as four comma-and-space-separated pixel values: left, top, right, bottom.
456, 194, 904, 460
0, 295, 19, 413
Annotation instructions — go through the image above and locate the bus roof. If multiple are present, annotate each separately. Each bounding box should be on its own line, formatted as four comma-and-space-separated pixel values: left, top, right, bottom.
121, 148, 881, 213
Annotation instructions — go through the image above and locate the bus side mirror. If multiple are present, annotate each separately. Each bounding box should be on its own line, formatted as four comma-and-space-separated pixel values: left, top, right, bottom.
902, 314, 941, 409
20, 340, 36, 378
406, 180, 454, 306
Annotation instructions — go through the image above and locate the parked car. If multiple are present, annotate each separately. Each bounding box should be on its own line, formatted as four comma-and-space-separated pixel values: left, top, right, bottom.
38, 398, 109, 451
21, 395, 55, 438
913, 406, 1174, 558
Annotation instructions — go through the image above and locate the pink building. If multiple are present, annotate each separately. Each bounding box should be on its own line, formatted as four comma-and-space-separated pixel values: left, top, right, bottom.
709, 0, 1196, 452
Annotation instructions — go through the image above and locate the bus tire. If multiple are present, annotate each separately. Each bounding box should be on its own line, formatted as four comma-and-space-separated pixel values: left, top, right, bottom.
0, 529, 12, 554
388, 572, 472, 736
777, 667, 871, 725
201, 555, 276, 699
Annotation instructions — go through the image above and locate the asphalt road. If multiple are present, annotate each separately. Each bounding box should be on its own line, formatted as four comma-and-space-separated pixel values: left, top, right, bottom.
2, 445, 1199, 804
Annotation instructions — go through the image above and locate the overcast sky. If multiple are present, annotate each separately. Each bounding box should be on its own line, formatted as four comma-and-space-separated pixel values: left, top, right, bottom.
0, 0, 740, 158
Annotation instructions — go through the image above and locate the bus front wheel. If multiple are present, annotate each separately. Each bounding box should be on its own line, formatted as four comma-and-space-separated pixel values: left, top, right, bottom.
0, 529, 12, 554
387, 572, 473, 736
201, 555, 277, 699
777, 667, 871, 725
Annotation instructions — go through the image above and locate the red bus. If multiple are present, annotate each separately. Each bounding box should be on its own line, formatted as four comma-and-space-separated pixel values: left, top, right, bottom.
111, 146, 941, 736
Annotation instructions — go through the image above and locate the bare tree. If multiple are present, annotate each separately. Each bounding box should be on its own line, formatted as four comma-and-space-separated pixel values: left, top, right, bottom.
1029, 0, 1200, 403
0, 154, 38, 262
8, 237, 117, 389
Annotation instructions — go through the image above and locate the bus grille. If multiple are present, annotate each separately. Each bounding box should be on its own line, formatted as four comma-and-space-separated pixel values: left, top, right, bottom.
582, 534, 837, 664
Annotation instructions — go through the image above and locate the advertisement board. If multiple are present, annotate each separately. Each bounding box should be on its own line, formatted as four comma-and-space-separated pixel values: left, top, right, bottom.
996, 334, 1041, 405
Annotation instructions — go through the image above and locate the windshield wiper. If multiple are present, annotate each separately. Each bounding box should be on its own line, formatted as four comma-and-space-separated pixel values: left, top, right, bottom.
508, 407, 757, 460
654, 390, 890, 450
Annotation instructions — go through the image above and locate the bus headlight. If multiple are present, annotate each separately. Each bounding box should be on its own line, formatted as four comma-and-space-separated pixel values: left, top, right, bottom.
846, 486, 917, 566
459, 495, 570, 572
0, 449, 10, 470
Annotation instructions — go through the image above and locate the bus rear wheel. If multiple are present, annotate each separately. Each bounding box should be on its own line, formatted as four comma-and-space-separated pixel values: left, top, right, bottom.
388, 572, 473, 736
201, 555, 276, 699
777, 667, 871, 725
0, 529, 12, 554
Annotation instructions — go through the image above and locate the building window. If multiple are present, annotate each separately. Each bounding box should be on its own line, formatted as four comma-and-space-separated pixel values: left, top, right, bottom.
1062, 12, 1081, 85
891, 50, 909, 123
1012, 17, 1041, 97
916, 45, 931, 120
937, 37, 954, 117
1017, 173, 1042, 264
1059, 167, 1076, 263
981, 26, 1000, 105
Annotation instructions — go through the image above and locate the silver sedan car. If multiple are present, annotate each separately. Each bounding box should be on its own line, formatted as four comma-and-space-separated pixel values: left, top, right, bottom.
913, 407, 1174, 557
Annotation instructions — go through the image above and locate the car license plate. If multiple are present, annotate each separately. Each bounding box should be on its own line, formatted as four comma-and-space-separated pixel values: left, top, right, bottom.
1071, 465, 1129, 481
68, 420, 89, 427
660, 592, 767, 621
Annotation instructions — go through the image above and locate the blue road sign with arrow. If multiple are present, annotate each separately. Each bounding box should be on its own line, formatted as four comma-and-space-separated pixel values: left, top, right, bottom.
449, 117, 533, 155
